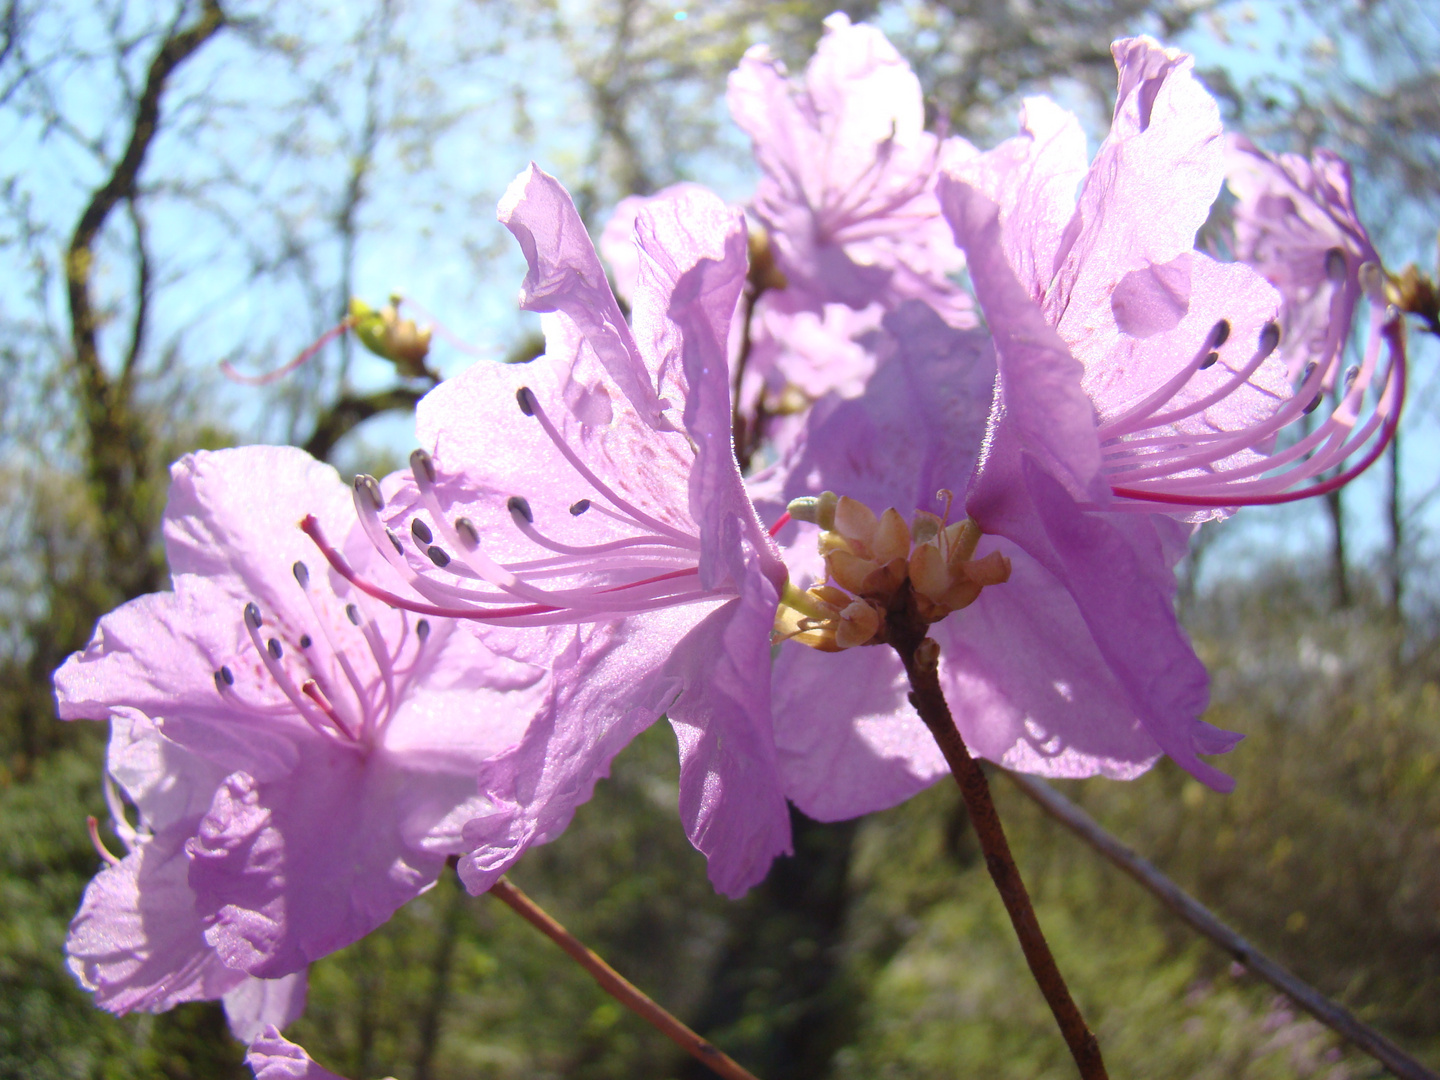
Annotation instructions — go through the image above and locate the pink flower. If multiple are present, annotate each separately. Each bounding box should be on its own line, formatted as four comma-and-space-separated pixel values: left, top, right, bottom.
306, 166, 793, 897
728, 13, 973, 327
930, 37, 1402, 790
1226, 134, 1383, 385
58, 447, 542, 1026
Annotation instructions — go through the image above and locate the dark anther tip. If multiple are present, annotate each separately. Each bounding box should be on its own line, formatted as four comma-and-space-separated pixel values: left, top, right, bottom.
214, 665, 235, 692
1303, 393, 1324, 415
1344, 364, 1361, 389
454, 517, 480, 548
427, 545, 452, 568
292, 561, 310, 588
569, 498, 591, 516
1199, 351, 1219, 370
267, 638, 283, 659
385, 528, 404, 555
1325, 246, 1348, 282
244, 602, 263, 629
410, 448, 437, 484
353, 474, 384, 512
346, 603, 361, 625
516, 387, 536, 417
299, 634, 312, 649
507, 495, 534, 524
410, 517, 434, 545
416, 618, 431, 641
1211, 319, 1231, 348
1258, 321, 1281, 357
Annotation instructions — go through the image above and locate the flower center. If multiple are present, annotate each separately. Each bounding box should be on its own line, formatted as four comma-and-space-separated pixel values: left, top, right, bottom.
210, 564, 432, 749
774, 491, 1010, 651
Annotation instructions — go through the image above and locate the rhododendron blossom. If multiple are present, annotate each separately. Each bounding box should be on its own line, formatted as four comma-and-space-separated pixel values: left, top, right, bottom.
305, 166, 793, 897
728, 13, 971, 324
57, 447, 542, 1036
933, 37, 1402, 790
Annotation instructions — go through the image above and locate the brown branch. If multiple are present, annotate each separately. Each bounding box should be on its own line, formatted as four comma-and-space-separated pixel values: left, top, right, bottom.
1005, 772, 1440, 1080
301, 385, 427, 462
63, 0, 225, 600
889, 621, 1108, 1080
488, 878, 763, 1080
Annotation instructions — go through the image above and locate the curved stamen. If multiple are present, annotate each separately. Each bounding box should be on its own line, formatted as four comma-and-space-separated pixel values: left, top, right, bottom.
241, 602, 355, 740
515, 388, 697, 545
1112, 311, 1405, 507
303, 515, 721, 626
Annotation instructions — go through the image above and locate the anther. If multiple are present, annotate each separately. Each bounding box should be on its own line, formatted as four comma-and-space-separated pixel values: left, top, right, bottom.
354, 474, 384, 513
244, 602, 263, 630
267, 638, 283, 659
410, 448, 437, 485
516, 386, 537, 417
507, 495, 534, 524
346, 603, 361, 625
299, 634, 312, 649
1303, 393, 1323, 415
214, 665, 235, 692
1302, 361, 1319, 382
1199, 351, 1219, 370
1325, 247, 1347, 283
570, 499, 591, 516
427, 545, 451, 568
385, 528, 404, 555
416, 618, 431, 641
1211, 319, 1231, 349
411, 518, 433, 545
1344, 365, 1361, 392
454, 517, 480, 548
1258, 321, 1281, 358
292, 561, 310, 588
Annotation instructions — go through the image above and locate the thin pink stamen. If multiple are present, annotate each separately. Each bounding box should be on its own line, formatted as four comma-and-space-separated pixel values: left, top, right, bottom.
1112, 314, 1406, 508
221, 318, 350, 386
86, 816, 121, 867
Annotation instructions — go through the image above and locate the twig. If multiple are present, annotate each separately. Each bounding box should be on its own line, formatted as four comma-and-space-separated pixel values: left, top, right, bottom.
488, 877, 763, 1080
892, 633, 1108, 1080
1005, 772, 1440, 1080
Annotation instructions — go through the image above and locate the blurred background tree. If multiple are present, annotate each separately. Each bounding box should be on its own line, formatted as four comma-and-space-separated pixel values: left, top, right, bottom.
1, 0, 1437, 1077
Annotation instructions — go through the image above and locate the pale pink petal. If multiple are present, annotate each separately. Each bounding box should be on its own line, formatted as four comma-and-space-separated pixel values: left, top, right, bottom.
224, 971, 308, 1042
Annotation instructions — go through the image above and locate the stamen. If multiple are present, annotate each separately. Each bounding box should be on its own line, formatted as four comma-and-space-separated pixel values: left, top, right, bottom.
1325, 247, 1347, 282
411, 518, 434, 545
214, 666, 234, 693
86, 816, 121, 866
386, 529, 404, 554
428, 546, 452, 568
299, 634, 312, 649
416, 618, 430, 641
244, 602, 262, 630
455, 517, 480, 548
507, 496, 534, 525
293, 561, 310, 588
411, 448, 437, 485
570, 499, 591, 516
267, 638, 283, 659
354, 474, 384, 513
514, 386, 697, 545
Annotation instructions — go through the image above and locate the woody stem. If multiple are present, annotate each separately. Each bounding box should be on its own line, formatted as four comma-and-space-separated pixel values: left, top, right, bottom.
489, 877, 763, 1080
891, 630, 1108, 1080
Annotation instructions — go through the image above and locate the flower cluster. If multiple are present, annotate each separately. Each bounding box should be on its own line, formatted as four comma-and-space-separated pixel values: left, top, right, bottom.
55, 21, 1402, 1077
